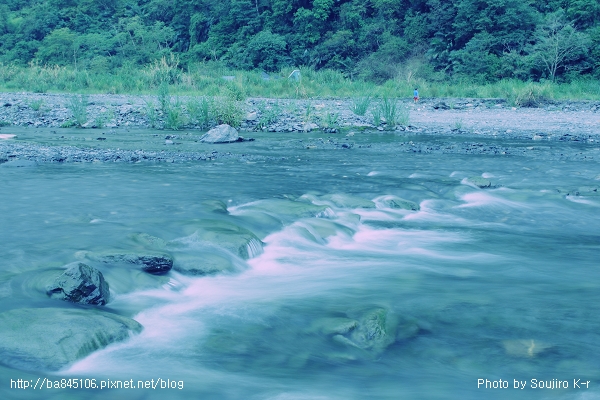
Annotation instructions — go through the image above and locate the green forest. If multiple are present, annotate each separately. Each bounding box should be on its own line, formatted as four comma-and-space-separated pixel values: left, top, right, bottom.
0, 0, 599, 93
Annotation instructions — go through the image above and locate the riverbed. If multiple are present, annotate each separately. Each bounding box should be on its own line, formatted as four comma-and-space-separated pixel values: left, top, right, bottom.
1, 113, 600, 399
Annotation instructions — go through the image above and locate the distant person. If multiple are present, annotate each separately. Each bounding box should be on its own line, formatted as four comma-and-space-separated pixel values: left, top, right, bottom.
413, 88, 419, 103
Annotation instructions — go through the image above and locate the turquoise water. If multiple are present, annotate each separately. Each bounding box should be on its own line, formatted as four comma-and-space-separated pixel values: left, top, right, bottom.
1, 140, 599, 399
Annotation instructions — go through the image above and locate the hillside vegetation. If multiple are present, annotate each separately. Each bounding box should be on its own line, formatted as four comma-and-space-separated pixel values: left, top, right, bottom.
0, 0, 599, 96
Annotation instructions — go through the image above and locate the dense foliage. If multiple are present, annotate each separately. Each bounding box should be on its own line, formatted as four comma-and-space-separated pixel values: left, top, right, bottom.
1, 0, 598, 83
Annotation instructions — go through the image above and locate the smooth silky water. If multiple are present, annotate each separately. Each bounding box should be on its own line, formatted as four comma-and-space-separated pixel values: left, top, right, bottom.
1, 134, 599, 399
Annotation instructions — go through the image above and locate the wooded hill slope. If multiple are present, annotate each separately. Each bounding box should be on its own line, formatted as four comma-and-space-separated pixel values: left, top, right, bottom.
1, 0, 599, 83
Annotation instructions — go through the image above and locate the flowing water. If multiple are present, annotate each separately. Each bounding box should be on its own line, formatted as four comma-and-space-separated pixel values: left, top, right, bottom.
1, 133, 599, 399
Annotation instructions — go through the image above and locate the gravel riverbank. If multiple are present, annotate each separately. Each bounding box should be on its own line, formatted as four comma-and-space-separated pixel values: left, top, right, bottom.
1, 92, 599, 165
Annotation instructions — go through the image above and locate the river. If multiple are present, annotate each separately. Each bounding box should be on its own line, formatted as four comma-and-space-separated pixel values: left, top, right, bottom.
1, 131, 599, 399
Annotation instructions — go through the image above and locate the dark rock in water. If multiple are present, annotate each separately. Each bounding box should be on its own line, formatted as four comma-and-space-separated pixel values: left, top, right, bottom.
0, 307, 142, 371
200, 124, 239, 144
46, 263, 110, 305
466, 176, 491, 188
93, 253, 173, 275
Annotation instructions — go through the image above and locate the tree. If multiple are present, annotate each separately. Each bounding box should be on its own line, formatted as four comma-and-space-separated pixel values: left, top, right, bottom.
244, 30, 288, 71
35, 27, 78, 66
531, 9, 590, 81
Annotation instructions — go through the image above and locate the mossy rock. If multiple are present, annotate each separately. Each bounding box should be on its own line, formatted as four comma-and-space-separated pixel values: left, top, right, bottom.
0, 308, 142, 371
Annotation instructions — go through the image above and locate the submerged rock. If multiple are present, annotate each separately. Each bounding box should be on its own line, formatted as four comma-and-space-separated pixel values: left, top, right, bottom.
348, 308, 397, 352
46, 262, 110, 305
378, 195, 420, 211
234, 198, 332, 224
184, 220, 263, 259
310, 317, 359, 336
130, 233, 167, 250
296, 219, 355, 243
233, 210, 284, 239
173, 252, 237, 276
200, 124, 239, 144
202, 200, 229, 214
0, 307, 142, 371
320, 194, 376, 209
91, 253, 173, 275
465, 176, 491, 188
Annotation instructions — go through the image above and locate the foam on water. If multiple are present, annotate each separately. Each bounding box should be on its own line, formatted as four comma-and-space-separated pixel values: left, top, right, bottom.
456, 191, 526, 208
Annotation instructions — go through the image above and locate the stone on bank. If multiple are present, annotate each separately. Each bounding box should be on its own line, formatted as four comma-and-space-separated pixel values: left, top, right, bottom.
200, 124, 240, 144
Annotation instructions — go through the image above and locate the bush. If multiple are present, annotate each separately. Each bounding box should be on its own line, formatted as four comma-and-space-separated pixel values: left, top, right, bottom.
210, 90, 244, 128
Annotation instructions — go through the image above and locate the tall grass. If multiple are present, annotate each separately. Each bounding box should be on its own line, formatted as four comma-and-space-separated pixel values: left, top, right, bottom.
349, 96, 372, 116
1, 62, 599, 102
66, 95, 89, 127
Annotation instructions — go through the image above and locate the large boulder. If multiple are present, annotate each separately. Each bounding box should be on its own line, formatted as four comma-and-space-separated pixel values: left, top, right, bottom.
46, 263, 110, 305
199, 124, 240, 143
0, 308, 142, 371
